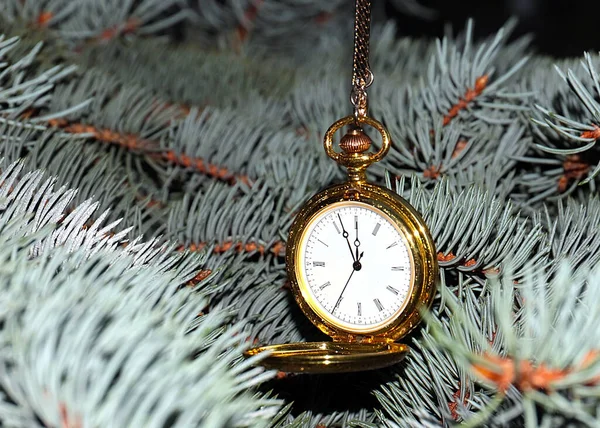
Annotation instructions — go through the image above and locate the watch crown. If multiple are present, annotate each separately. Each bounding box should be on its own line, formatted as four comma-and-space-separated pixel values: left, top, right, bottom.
340, 127, 372, 154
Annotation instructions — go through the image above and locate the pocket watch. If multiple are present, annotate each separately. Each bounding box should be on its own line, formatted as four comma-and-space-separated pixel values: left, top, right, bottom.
244, 115, 438, 373
244, 0, 438, 373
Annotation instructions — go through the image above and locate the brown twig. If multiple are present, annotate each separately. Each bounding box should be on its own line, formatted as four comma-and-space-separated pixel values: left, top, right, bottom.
448, 382, 470, 421
185, 269, 213, 287
558, 154, 589, 193
59, 402, 82, 428
37, 11, 53, 27
315, 12, 334, 24
443, 75, 489, 126
99, 18, 140, 42
437, 252, 498, 280
437, 252, 476, 267
177, 240, 286, 257
423, 165, 441, 179
236, 0, 264, 42
580, 125, 600, 140
163, 150, 250, 185
452, 139, 469, 159
471, 350, 599, 393
422, 138, 468, 180
45, 118, 250, 185
423, 76, 487, 179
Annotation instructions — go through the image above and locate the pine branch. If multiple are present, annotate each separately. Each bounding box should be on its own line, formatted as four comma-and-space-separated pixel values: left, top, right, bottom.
2, 0, 193, 46
0, 160, 282, 426
532, 52, 600, 185
424, 259, 600, 426
79, 40, 297, 112
545, 196, 600, 272
0, 34, 78, 119
369, 23, 531, 193
376, 278, 498, 426
398, 177, 548, 279
167, 180, 291, 257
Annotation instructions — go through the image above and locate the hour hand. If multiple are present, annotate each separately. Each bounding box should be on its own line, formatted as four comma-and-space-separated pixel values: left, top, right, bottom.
337, 213, 356, 262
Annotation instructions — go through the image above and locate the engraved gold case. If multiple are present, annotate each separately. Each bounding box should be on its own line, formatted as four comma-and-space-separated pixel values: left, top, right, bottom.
245, 116, 438, 373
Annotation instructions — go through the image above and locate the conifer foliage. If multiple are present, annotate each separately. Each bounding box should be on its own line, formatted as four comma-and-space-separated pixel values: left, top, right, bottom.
0, 1, 599, 426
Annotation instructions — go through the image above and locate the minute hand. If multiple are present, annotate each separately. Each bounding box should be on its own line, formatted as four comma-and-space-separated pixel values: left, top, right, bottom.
337, 213, 356, 262
354, 216, 360, 261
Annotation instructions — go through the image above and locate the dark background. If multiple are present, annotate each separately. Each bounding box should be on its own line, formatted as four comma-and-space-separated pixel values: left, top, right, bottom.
389, 0, 600, 57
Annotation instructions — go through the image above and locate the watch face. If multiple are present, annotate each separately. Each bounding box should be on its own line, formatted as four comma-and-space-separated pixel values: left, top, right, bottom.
297, 201, 414, 333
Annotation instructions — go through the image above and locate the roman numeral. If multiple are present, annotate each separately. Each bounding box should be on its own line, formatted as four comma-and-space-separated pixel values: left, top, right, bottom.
372, 223, 381, 236
387, 242, 398, 249
333, 222, 341, 234
386, 285, 399, 295
319, 281, 331, 290
317, 239, 328, 247
313, 261, 325, 267
374, 298, 384, 312
391, 266, 404, 271
357, 302, 362, 316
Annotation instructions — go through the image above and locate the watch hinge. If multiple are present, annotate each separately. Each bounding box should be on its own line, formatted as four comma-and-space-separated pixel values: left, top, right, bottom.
335, 334, 393, 344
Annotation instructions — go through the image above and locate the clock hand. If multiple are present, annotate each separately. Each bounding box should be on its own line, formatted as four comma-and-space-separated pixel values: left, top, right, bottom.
354, 216, 360, 261
337, 213, 356, 263
333, 267, 356, 313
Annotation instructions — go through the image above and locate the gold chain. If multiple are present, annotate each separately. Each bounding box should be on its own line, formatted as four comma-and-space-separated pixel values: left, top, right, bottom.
350, 0, 373, 120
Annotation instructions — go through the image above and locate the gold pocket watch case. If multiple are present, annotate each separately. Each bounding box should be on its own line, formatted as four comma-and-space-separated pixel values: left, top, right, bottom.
245, 115, 438, 373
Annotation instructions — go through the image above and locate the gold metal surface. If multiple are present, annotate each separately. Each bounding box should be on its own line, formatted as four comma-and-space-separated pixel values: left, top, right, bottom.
324, 115, 390, 182
286, 181, 437, 344
350, 0, 373, 118
245, 114, 438, 373
245, 342, 408, 374
340, 127, 372, 153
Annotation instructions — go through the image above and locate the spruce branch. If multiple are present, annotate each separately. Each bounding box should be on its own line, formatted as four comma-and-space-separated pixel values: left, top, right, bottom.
412, 20, 529, 129
0, 159, 130, 255
370, 23, 436, 83
80, 40, 296, 112
424, 260, 600, 427
512, 152, 594, 207
0, 120, 161, 237
0, 247, 281, 427
3, 4, 600, 426
0, 32, 163, 233
4, 0, 193, 45
533, 52, 600, 185
190, 0, 346, 52
167, 180, 290, 258
376, 279, 497, 426
545, 196, 600, 272
399, 177, 548, 279
371, 22, 531, 189
0, 34, 78, 119
0, 160, 282, 426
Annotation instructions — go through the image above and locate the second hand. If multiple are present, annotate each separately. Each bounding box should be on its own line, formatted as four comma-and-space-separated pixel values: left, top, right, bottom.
333, 267, 356, 313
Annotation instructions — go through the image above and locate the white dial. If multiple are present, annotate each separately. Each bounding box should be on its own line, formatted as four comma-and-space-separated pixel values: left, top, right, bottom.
298, 201, 414, 333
